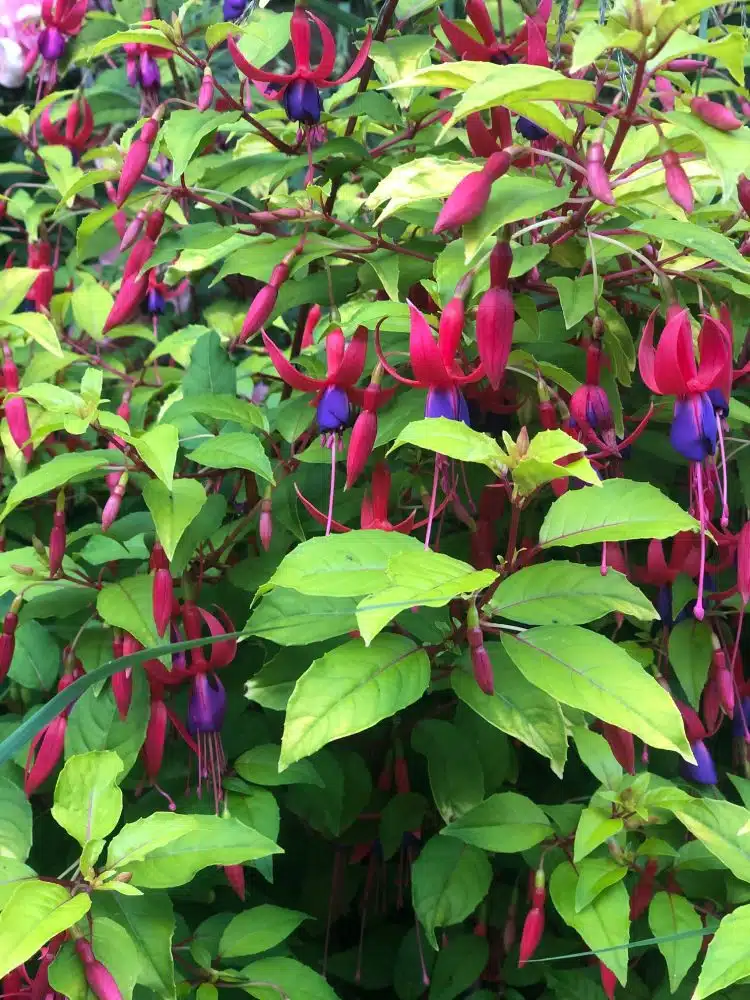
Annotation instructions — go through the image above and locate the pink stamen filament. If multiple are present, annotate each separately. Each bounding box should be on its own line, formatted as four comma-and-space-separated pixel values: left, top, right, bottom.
424, 458, 440, 551
326, 438, 337, 536
716, 417, 729, 528
694, 461, 707, 621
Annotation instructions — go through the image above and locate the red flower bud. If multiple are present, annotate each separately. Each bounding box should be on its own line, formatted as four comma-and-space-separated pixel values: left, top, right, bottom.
5, 396, 32, 460
301, 303, 322, 349
102, 472, 128, 531
654, 76, 675, 111
518, 906, 544, 966
259, 497, 273, 552
586, 141, 615, 205
690, 96, 742, 132
470, 643, 494, 695
143, 695, 167, 780
662, 151, 693, 214
239, 284, 279, 344
224, 864, 246, 900
434, 169, 492, 234
738, 176, 750, 218
476, 286, 514, 390
119, 209, 147, 253
49, 509, 66, 577
103, 275, 149, 333
630, 858, 658, 920
346, 409, 377, 489
198, 69, 214, 112
111, 667, 133, 720
152, 567, 173, 638
601, 723, 635, 774
24, 715, 66, 796
116, 115, 161, 207
599, 961, 617, 1000
489, 241, 512, 288
74, 940, 124, 1000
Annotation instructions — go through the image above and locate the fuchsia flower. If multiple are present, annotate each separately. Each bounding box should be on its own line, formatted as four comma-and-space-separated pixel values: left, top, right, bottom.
639, 306, 731, 619
38, 0, 86, 86
376, 302, 484, 422
263, 325, 375, 434
25, 658, 83, 795
39, 94, 94, 156
0, 0, 41, 88
438, 0, 551, 66
228, 3, 372, 126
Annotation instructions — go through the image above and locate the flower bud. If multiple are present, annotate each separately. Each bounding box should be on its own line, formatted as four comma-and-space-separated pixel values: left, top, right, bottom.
74, 940, 124, 1000
224, 864, 246, 900
346, 409, 377, 489
301, 303, 322, 349
116, 114, 161, 207
259, 497, 273, 551
119, 210, 147, 253
198, 68, 214, 112
102, 472, 128, 532
24, 715, 66, 796
690, 96, 742, 132
152, 568, 173, 638
470, 643, 494, 695
239, 284, 278, 343
49, 508, 66, 577
143, 695, 167, 780
599, 961, 617, 1000
518, 906, 544, 967
476, 286, 514, 390
662, 150, 693, 213
654, 76, 675, 111
434, 170, 492, 234
489, 242, 512, 288
630, 858, 658, 920
586, 141, 615, 205
738, 176, 750, 218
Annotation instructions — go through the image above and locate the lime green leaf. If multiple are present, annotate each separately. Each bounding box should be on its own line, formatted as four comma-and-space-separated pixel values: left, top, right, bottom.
648, 892, 702, 993
245, 591, 358, 646
265, 529, 423, 598
233, 8, 292, 67
512, 429, 600, 495
0, 450, 114, 523
106, 813, 281, 888
412, 719, 484, 824
441, 792, 552, 853
163, 393, 267, 432
237, 957, 339, 1000
548, 276, 597, 329
389, 417, 509, 470
90, 28, 176, 56
539, 478, 698, 548
574, 858, 628, 913
130, 424, 179, 489
71, 278, 114, 340
0, 268, 41, 318
649, 29, 745, 84
0, 881, 91, 978
571, 22, 644, 70
572, 727, 623, 789
0, 859, 35, 910
0, 776, 32, 862
501, 626, 693, 760
668, 619, 713, 709
370, 35, 435, 109
654, 0, 727, 40
280, 634, 430, 768
672, 799, 750, 882
93, 891, 176, 997
219, 905, 309, 959
161, 110, 241, 182
452, 643, 568, 776
412, 836, 492, 948
694, 904, 750, 999
52, 750, 124, 847
549, 861, 630, 984
573, 806, 623, 862
631, 219, 750, 275
190, 431, 274, 484
142, 478, 207, 561
235, 745, 323, 787
4, 311, 63, 357
365, 156, 477, 224
488, 561, 656, 625
97, 575, 158, 650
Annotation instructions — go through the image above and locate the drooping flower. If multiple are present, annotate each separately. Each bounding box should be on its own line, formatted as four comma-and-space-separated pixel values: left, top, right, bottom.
681, 738, 718, 785
39, 94, 94, 157
38, 0, 86, 87
433, 151, 511, 234
228, 3, 372, 126
188, 670, 227, 812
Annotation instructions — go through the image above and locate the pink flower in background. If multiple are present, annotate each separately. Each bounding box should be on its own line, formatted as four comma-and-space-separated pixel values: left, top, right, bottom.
0, 0, 41, 87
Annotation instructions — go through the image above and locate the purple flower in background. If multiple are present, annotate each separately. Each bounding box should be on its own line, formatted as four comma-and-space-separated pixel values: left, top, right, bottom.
681, 739, 718, 785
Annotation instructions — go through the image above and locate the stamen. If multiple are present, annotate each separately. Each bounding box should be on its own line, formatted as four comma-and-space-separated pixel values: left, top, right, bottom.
326, 438, 337, 537
694, 462, 707, 621
424, 460, 440, 551
716, 417, 729, 528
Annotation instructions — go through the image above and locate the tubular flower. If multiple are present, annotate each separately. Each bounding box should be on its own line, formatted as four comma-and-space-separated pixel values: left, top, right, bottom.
188, 671, 227, 811
376, 302, 484, 423
475, 243, 514, 390
263, 325, 371, 434
39, 94, 94, 157
228, 4, 372, 126
25, 663, 83, 795
639, 307, 731, 619
681, 738, 718, 785
433, 151, 511, 234
37, 0, 85, 85
438, 0, 551, 65
123, 7, 172, 109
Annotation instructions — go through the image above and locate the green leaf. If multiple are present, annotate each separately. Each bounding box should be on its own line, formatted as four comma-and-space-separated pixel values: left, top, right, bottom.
440, 791, 552, 853
0, 881, 91, 978
0, 268, 41, 317
574, 858, 628, 913
379, 793, 428, 860
512, 429, 600, 495
90, 28, 176, 56
0, 776, 32, 861
233, 8, 292, 66
235, 744, 323, 787
548, 276, 597, 329
64, 669, 149, 776
163, 393, 267, 432
412, 836, 492, 948
130, 424, 179, 488
8, 620, 61, 690
183, 331, 236, 397
429, 934, 488, 1000
654, 0, 729, 39
0, 450, 113, 523
694, 904, 750, 999
238, 957, 340, 1000
245, 590, 358, 646
488, 561, 656, 626
539, 478, 698, 548
52, 750, 123, 847
357, 550, 497, 645
389, 417, 509, 470
70, 278, 113, 341
451, 643, 568, 776
265, 529, 423, 598
48, 917, 140, 1000
371, 35, 435, 109
219, 905, 309, 959
6, 311, 63, 357
630, 219, 750, 275
648, 891, 702, 993
573, 806, 623, 862
93, 891, 176, 998
280, 634, 430, 768
142, 478, 207, 561
190, 432, 275, 484
162, 110, 241, 181
501, 626, 693, 760
97, 575, 158, 650
412, 720, 484, 824
572, 727, 623, 789
668, 619, 713, 709
570, 22, 644, 70
672, 799, 750, 882
549, 861, 630, 984
107, 813, 281, 888
0, 858, 35, 910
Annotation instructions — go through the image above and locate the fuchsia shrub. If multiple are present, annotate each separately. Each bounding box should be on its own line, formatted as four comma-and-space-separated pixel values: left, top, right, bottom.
1, 0, 750, 998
